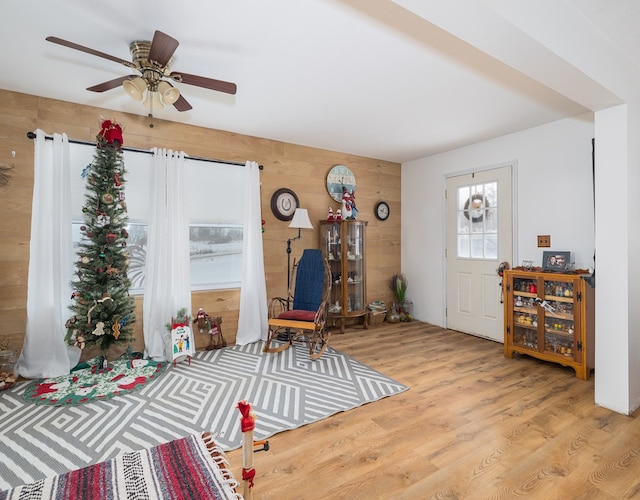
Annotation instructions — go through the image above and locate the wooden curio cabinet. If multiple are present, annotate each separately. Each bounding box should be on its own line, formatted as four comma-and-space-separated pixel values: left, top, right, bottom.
503, 269, 595, 380
319, 220, 368, 333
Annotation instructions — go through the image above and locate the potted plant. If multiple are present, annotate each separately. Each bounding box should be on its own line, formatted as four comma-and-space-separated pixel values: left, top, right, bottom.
390, 274, 413, 321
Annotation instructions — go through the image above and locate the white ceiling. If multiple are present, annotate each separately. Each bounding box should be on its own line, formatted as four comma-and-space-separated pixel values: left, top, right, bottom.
0, 0, 636, 163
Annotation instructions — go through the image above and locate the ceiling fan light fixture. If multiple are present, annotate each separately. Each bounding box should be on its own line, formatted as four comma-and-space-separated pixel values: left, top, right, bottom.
157, 80, 180, 105
123, 76, 146, 101
143, 91, 164, 109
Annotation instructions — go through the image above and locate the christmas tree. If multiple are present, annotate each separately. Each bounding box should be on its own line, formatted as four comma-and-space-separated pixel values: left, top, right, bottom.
65, 119, 136, 355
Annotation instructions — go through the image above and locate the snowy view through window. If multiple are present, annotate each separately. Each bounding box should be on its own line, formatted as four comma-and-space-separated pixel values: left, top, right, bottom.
73, 223, 243, 293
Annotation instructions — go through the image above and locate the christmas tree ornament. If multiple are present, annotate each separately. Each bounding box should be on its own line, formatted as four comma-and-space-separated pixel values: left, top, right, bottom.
93, 322, 106, 336
75, 335, 86, 350
105, 233, 117, 244
98, 294, 113, 308
81, 164, 92, 178
101, 193, 115, 204
112, 322, 121, 339
95, 214, 111, 227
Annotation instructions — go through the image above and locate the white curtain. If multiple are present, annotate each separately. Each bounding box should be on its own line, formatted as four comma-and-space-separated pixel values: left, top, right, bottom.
17, 130, 81, 378
143, 149, 191, 360
236, 161, 268, 345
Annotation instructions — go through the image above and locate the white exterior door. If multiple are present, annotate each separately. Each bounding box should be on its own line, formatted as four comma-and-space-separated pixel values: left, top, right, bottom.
445, 165, 513, 342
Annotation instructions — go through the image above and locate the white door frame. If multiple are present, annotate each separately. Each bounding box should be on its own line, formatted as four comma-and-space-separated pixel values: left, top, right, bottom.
442, 160, 519, 330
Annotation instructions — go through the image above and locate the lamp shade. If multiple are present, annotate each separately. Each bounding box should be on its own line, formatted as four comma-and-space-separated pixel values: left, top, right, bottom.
289, 208, 313, 229
123, 76, 146, 101
158, 81, 180, 105
143, 91, 164, 109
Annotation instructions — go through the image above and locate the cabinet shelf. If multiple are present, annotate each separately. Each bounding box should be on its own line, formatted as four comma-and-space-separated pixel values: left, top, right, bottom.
504, 269, 594, 380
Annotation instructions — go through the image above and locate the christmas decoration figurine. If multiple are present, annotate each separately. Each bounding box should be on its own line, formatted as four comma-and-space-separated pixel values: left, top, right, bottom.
98, 118, 124, 149
65, 118, 136, 361
327, 207, 334, 221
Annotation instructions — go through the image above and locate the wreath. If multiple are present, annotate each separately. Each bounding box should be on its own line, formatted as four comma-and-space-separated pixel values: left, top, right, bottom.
463, 194, 489, 223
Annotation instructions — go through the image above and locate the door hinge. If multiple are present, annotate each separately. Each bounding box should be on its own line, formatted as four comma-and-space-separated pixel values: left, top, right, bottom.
506, 325, 510, 335
445, 248, 448, 258
577, 341, 583, 351
577, 291, 582, 301
445, 189, 448, 200
506, 283, 511, 292
445, 307, 448, 317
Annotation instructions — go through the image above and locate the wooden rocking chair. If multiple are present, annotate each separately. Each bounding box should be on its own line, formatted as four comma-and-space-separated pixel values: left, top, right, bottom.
263, 249, 332, 359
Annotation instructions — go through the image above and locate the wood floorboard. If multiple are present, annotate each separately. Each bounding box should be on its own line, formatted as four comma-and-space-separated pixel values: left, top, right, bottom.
226, 321, 640, 499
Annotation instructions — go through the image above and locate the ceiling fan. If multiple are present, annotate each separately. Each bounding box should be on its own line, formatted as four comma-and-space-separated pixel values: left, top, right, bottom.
46, 30, 237, 114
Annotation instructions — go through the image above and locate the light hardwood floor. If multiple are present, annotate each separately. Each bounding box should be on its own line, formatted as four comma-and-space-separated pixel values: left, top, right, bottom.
226, 321, 640, 499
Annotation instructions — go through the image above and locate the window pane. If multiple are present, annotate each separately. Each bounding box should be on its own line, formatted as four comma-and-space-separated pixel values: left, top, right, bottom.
190, 225, 243, 289
456, 180, 499, 261
484, 234, 498, 259
470, 234, 484, 258
458, 235, 470, 258
458, 211, 470, 233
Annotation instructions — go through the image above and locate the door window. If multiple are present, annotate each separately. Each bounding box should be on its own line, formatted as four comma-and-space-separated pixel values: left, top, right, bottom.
456, 182, 497, 259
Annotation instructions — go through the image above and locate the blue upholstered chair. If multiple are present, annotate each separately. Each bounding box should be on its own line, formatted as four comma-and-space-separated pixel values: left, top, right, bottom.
263, 249, 332, 359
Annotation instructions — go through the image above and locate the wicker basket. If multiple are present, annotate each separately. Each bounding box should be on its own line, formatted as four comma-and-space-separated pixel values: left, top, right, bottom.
368, 310, 387, 325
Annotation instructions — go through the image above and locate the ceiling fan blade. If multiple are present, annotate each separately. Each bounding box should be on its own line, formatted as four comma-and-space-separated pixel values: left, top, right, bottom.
87, 75, 133, 92
46, 36, 136, 70
148, 30, 179, 67
170, 72, 237, 95
173, 95, 192, 112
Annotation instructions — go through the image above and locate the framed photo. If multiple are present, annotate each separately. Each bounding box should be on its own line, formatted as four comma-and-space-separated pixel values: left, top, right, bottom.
543, 251, 570, 271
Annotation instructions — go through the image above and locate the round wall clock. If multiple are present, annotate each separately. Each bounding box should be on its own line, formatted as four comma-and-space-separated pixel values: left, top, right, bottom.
375, 201, 390, 221
326, 164, 356, 203
270, 188, 299, 221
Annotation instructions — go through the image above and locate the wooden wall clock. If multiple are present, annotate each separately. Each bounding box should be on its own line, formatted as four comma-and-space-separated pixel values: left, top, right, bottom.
270, 188, 299, 221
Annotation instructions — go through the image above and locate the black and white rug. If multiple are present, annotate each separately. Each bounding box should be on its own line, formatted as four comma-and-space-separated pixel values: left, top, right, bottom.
0, 341, 407, 490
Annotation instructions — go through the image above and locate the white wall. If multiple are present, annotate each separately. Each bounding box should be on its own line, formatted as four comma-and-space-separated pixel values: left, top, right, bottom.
402, 112, 594, 328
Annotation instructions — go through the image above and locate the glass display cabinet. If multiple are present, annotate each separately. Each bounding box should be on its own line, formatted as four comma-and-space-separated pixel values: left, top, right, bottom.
503, 269, 594, 380
319, 220, 368, 333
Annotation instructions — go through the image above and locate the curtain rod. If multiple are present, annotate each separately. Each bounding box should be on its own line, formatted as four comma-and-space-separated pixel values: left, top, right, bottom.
26, 131, 263, 169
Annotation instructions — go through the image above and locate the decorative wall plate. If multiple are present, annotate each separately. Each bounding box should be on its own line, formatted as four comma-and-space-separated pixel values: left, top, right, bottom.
270, 188, 299, 221
326, 164, 356, 203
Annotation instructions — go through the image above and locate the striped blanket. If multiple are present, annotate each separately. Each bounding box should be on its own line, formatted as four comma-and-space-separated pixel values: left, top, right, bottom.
0, 433, 241, 500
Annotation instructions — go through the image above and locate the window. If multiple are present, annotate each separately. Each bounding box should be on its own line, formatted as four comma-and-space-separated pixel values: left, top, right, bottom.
69, 143, 245, 292
456, 181, 498, 260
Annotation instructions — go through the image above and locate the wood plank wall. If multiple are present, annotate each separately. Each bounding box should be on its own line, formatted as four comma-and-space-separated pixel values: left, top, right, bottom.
0, 89, 401, 354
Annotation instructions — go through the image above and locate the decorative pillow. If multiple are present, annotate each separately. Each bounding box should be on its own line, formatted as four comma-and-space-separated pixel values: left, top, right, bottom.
277, 310, 316, 322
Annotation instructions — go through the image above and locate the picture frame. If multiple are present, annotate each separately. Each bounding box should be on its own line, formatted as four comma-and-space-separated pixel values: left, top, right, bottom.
542, 251, 570, 271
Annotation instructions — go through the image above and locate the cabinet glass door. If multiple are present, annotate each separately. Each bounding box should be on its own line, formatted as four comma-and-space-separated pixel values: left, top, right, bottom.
511, 276, 539, 350
321, 222, 342, 314
346, 222, 364, 312
542, 279, 580, 362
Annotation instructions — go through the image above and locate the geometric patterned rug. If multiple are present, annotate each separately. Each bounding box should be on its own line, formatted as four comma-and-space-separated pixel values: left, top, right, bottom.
0, 340, 407, 491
